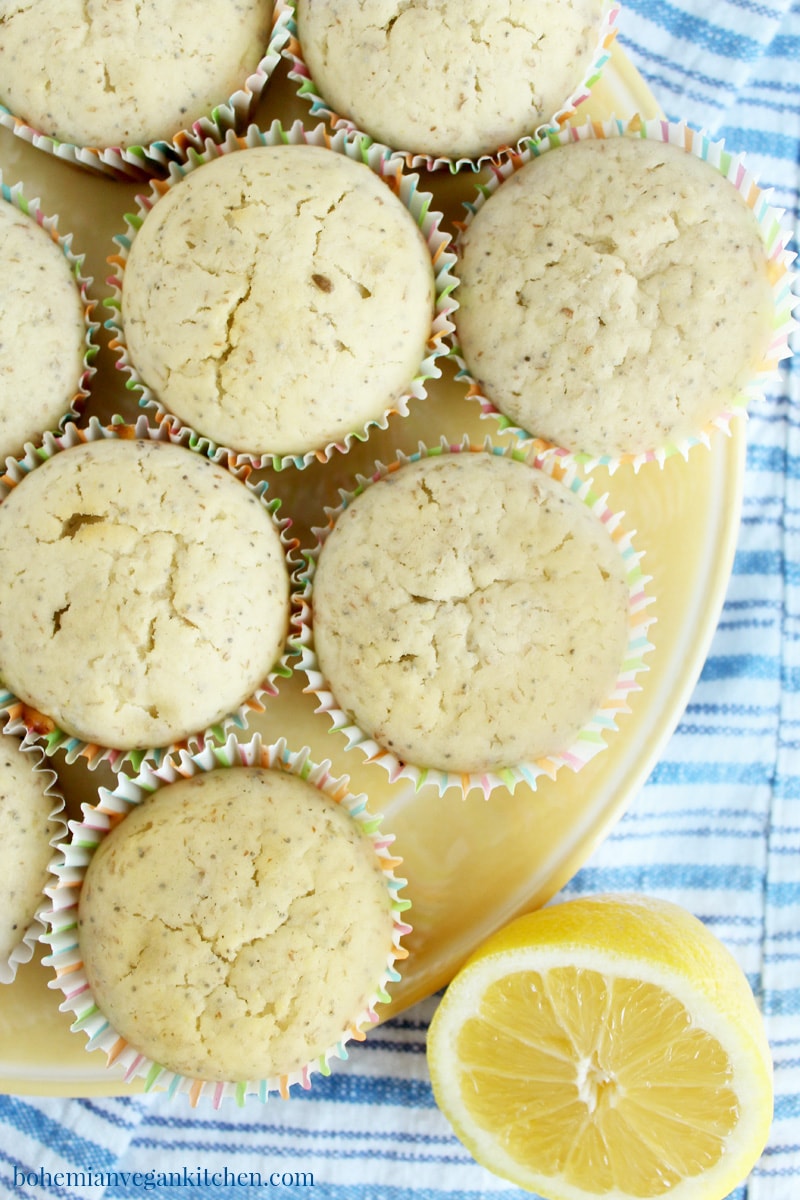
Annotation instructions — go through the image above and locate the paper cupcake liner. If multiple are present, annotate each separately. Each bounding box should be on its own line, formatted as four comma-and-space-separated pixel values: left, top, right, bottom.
451, 115, 799, 473
279, 0, 620, 173
0, 721, 67, 985
0, 173, 99, 456
292, 436, 655, 799
0, 3, 291, 181
104, 120, 458, 472
42, 732, 411, 1106
0, 416, 298, 773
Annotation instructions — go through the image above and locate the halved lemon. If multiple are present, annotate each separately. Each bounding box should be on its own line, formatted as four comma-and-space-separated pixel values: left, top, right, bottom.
427, 894, 773, 1200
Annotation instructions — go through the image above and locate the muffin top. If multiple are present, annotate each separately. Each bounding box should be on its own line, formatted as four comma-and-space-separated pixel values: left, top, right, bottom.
311, 452, 630, 774
121, 144, 435, 458
0, 438, 290, 750
0, 0, 273, 148
0, 738, 57, 969
78, 767, 395, 1082
296, 0, 607, 159
454, 136, 776, 459
0, 199, 86, 462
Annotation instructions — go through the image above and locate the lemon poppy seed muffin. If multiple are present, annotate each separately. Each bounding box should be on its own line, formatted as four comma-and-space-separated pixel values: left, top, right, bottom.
454, 135, 776, 459
0, 0, 273, 149
120, 144, 435, 459
295, 0, 609, 160
78, 767, 397, 1082
0, 198, 87, 462
311, 451, 631, 775
0, 739, 59, 977
0, 437, 290, 751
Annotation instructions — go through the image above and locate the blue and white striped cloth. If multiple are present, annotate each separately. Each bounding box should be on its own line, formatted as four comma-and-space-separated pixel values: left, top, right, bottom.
2, 3, 799, 1198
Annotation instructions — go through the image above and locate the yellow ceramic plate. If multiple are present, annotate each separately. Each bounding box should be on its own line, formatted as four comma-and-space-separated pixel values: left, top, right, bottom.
0, 45, 745, 1096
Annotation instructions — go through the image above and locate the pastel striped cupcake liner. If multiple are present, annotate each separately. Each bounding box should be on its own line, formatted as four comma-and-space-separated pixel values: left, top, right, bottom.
105, 120, 458, 472
293, 436, 655, 799
42, 732, 411, 1107
278, 0, 620, 174
0, 2, 292, 180
0, 417, 297, 773
451, 115, 798, 473
0, 721, 66, 985
0, 172, 99, 450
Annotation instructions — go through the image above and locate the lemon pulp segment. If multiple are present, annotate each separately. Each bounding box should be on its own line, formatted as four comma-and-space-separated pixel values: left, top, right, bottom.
457, 966, 738, 1196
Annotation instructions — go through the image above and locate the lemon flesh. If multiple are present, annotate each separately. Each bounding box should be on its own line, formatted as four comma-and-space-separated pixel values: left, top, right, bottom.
427, 895, 773, 1200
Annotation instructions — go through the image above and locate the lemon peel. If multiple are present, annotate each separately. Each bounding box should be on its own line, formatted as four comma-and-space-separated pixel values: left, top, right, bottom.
426, 893, 773, 1200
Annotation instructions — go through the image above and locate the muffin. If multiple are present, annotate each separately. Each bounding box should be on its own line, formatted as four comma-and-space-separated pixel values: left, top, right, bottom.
0, 0, 290, 176
297, 445, 653, 794
0, 733, 64, 983
0, 428, 291, 759
0, 180, 96, 461
46, 736, 409, 1100
110, 137, 448, 468
454, 123, 783, 466
287, 0, 618, 163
